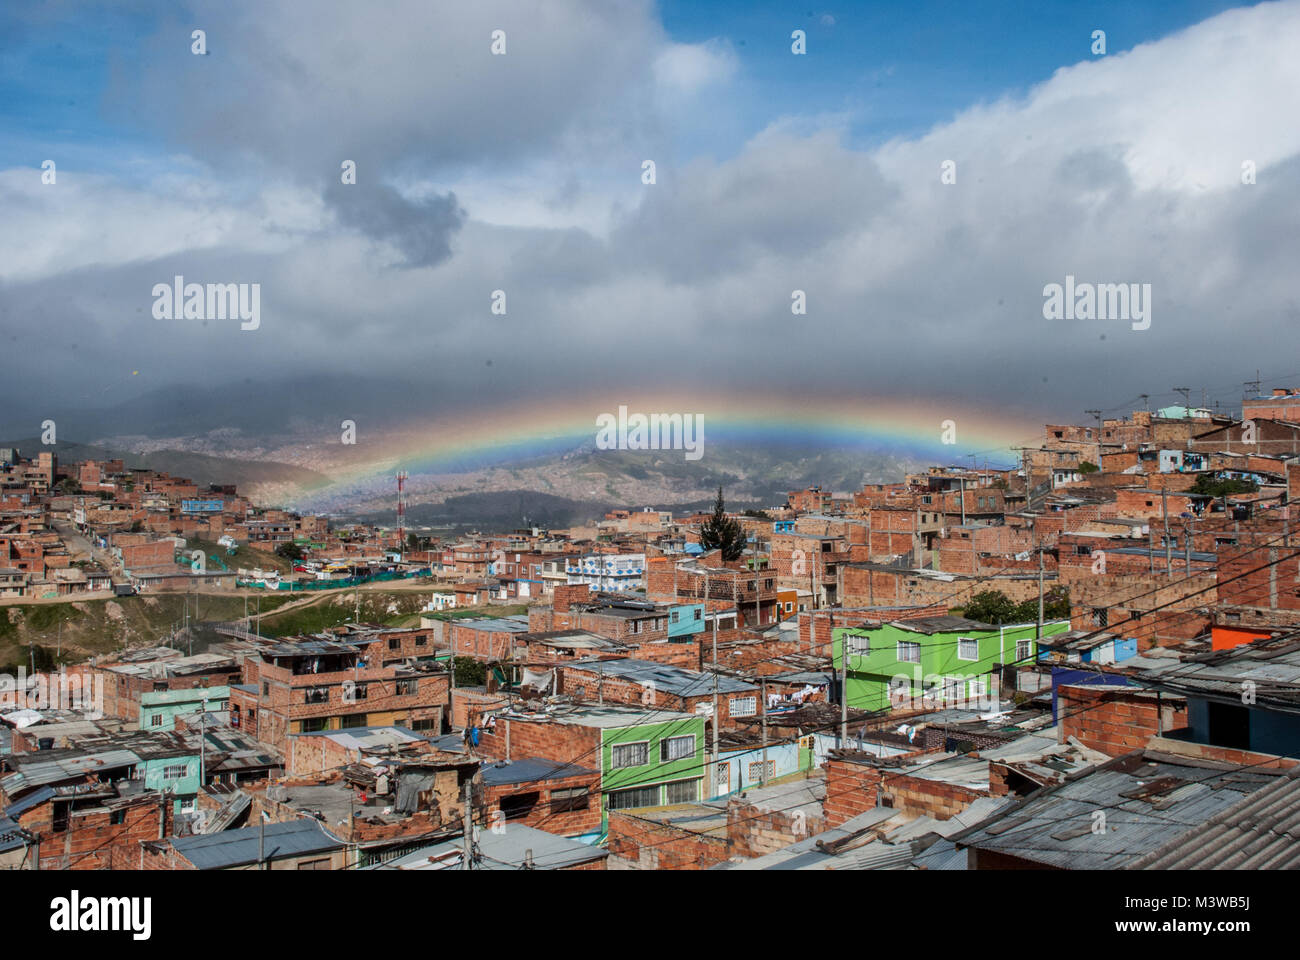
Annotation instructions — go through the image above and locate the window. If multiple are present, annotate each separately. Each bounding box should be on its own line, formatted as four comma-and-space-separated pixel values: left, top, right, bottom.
847, 634, 870, 656
660, 735, 695, 762
550, 787, 589, 813
342, 682, 368, 702
110, 809, 126, 825
388, 637, 401, 650
178, 798, 196, 813
729, 696, 757, 717
898, 641, 921, 663
262, 681, 270, 696
747, 760, 776, 782
1092, 607, 1109, 629
664, 779, 699, 804
296, 858, 331, 870
300, 717, 329, 733
396, 679, 419, 696
162, 764, 189, 781
1016, 639, 1034, 663
409, 717, 439, 732
150, 713, 163, 727
608, 785, 661, 810
611, 741, 649, 768
499, 791, 540, 821
671, 610, 680, 624
304, 686, 329, 704
340, 713, 367, 729
957, 638, 978, 661
693, 609, 702, 621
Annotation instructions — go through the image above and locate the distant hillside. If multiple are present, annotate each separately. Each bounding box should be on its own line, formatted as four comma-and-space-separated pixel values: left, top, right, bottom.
0, 437, 330, 497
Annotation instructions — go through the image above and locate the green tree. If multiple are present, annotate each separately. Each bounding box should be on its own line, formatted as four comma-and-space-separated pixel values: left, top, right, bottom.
699, 486, 746, 562
453, 656, 487, 687
1012, 586, 1070, 623
1190, 474, 1257, 498
1079, 461, 1099, 474
961, 590, 1019, 625
276, 541, 305, 562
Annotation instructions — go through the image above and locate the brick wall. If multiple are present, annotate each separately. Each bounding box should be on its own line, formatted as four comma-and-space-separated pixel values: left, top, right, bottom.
606, 811, 730, 870
1057, 684, 1189, 756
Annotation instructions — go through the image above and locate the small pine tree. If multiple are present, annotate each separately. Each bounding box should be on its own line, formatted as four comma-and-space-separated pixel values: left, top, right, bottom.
699, 486, 747, 562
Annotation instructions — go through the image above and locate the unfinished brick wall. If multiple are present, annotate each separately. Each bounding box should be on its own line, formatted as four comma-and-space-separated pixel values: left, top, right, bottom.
606, 811, 730, 870
726, 797, 827, 859
16, 794, 170, 871
1057, 684, 1188, 756
483, 767, 602, 837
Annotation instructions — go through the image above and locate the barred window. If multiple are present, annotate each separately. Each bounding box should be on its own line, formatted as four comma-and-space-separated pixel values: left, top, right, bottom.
550, 787, 589, 813
664, 779, 699, 804
162, 764, 189, 780
611, 741, 649, 769
898, 641, 921, 664
608, 785, 660, 810
747, 760, 775, 782
957, 638, 978, 661
660, 735, 695, 762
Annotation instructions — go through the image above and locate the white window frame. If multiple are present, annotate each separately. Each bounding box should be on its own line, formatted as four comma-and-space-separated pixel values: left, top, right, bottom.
1016, 639, 1034, 663
660, 735, 696, 762
957, 637, 978, 661
611, 740, 649, 769
729, 696, 757, 718
162, 763, 189, 781
897, 640, 921, 664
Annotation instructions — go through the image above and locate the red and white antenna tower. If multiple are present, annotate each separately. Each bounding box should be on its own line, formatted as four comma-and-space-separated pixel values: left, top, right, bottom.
396, 471, 408, 548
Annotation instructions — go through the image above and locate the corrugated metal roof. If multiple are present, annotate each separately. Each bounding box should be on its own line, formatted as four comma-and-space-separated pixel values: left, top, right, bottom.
479, 757, 596, 786
170, 818, 342, 869
1128, 768, 1300, 869
0, 815, 26, 854
1, 749, 140, 791
377, 824, 606, 870
568, 657, 757, 696
955, 752, 1283, 869
3, 785, 55, 818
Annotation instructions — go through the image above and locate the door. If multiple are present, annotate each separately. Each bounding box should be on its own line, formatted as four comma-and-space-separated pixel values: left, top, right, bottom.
714, 761, 730, 798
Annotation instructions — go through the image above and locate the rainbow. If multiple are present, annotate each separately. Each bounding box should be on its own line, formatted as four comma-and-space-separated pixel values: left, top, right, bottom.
319, 389, 1044, 486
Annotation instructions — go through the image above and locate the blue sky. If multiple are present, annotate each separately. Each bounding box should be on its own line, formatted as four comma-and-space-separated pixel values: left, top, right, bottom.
1, 1, 1256, 172
656, 0, 1253, 155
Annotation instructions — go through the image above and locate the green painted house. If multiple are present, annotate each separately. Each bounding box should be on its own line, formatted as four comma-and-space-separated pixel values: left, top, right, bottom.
140, 686, 230, 732
549, 705, 707, 832
832, 615, 1071, 713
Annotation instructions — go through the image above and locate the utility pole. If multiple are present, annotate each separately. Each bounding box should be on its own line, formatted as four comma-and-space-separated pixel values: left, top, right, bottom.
958, 474, 966, 527
461, 780, 475, 870
1170, 486, 1180, 574
708, 570, 719, 798
1036, 523, 1045, 642
839, 627, 848, 747
760, 676, 768, 786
